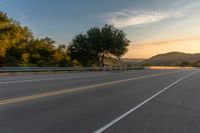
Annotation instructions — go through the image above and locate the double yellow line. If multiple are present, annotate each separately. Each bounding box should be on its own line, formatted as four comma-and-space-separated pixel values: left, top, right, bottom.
0, 71, 184, 106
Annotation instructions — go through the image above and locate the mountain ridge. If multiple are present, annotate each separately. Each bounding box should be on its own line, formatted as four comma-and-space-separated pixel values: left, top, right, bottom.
143, 52, 200, 66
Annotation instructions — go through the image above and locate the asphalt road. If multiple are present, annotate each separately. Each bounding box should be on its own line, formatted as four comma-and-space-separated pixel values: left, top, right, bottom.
0, 69, 199, 133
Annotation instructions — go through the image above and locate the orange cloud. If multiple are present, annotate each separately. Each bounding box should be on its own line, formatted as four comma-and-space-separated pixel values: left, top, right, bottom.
136, 36, 200, 47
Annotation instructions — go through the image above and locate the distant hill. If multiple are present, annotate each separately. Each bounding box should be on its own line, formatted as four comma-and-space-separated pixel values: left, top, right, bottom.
121, 58, 146, 64
143, 52, 200, 66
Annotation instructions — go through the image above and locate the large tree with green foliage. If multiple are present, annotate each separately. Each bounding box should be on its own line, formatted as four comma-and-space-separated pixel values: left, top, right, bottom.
26, 37, 56, 66
0, 11, 73, 67
0, 11, 33, 66
68, 25, 130, 66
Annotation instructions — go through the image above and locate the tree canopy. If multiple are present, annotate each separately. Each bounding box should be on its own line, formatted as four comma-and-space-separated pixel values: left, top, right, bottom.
0, 11, 130, 67
68, 25, 130, 66
0, 11, 72, 67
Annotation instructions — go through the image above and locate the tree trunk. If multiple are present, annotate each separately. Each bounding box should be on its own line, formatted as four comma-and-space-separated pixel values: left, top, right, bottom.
101, 53, 105, 67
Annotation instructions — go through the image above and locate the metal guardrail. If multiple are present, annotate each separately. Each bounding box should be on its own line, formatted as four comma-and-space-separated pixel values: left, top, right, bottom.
0, 66, 144, 73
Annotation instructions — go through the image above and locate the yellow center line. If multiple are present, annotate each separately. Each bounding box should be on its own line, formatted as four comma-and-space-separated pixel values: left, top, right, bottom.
0, 70, 185, 106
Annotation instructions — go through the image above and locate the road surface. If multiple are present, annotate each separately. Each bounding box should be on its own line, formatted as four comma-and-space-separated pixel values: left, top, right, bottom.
0, 69, 200, 133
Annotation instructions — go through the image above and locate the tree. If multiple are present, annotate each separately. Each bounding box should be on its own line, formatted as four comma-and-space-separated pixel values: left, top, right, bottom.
26, 37, 56, 66
0, 10, 73, 67
68, 34, 98, 66
68, 25, 130, 66
0, 11, 33, 66
54, 44, 72, 67
178, 61, 190, 67
192, 60, 200, 67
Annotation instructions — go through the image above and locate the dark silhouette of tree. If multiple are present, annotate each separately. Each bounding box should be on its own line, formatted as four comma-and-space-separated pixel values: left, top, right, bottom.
68, 25, 130, 66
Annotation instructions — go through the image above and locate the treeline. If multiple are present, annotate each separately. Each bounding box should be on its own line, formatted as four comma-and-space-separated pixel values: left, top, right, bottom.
0, 11, 130, 67
143, 61, 200, 67
176, 61, 200, 67
0, 11, 72, 67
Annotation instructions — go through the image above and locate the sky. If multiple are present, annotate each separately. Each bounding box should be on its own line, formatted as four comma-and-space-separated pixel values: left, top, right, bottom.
0, 0, 200, 58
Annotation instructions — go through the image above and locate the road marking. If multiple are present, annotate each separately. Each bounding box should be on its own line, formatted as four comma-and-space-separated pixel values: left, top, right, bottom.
0, 76, 79, 84
0, 72, 120, 84
0, 70, 150, 84
0, 70, 185, 106
0, 70, 180, 84
94, 71, 199, 133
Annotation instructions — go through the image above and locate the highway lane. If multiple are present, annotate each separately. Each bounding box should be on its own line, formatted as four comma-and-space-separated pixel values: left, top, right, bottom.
102, 70, 200, 133
0, 69, 179, 100
0, 69, 175, 82
0, 69, 199, 133
105, 70, 200, 133
0, 69, 180, 83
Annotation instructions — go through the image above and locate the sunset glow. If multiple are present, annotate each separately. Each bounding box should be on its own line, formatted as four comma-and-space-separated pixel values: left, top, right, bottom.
1, 0, 200, 59
125, 36, 200, 58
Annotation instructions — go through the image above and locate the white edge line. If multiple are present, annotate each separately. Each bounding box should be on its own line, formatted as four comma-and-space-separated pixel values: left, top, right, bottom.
94, 71, 199, 133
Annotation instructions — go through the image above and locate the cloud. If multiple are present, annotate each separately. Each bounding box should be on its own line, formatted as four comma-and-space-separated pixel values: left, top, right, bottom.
136, 36, 200, 47
103, 9, 188, 28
